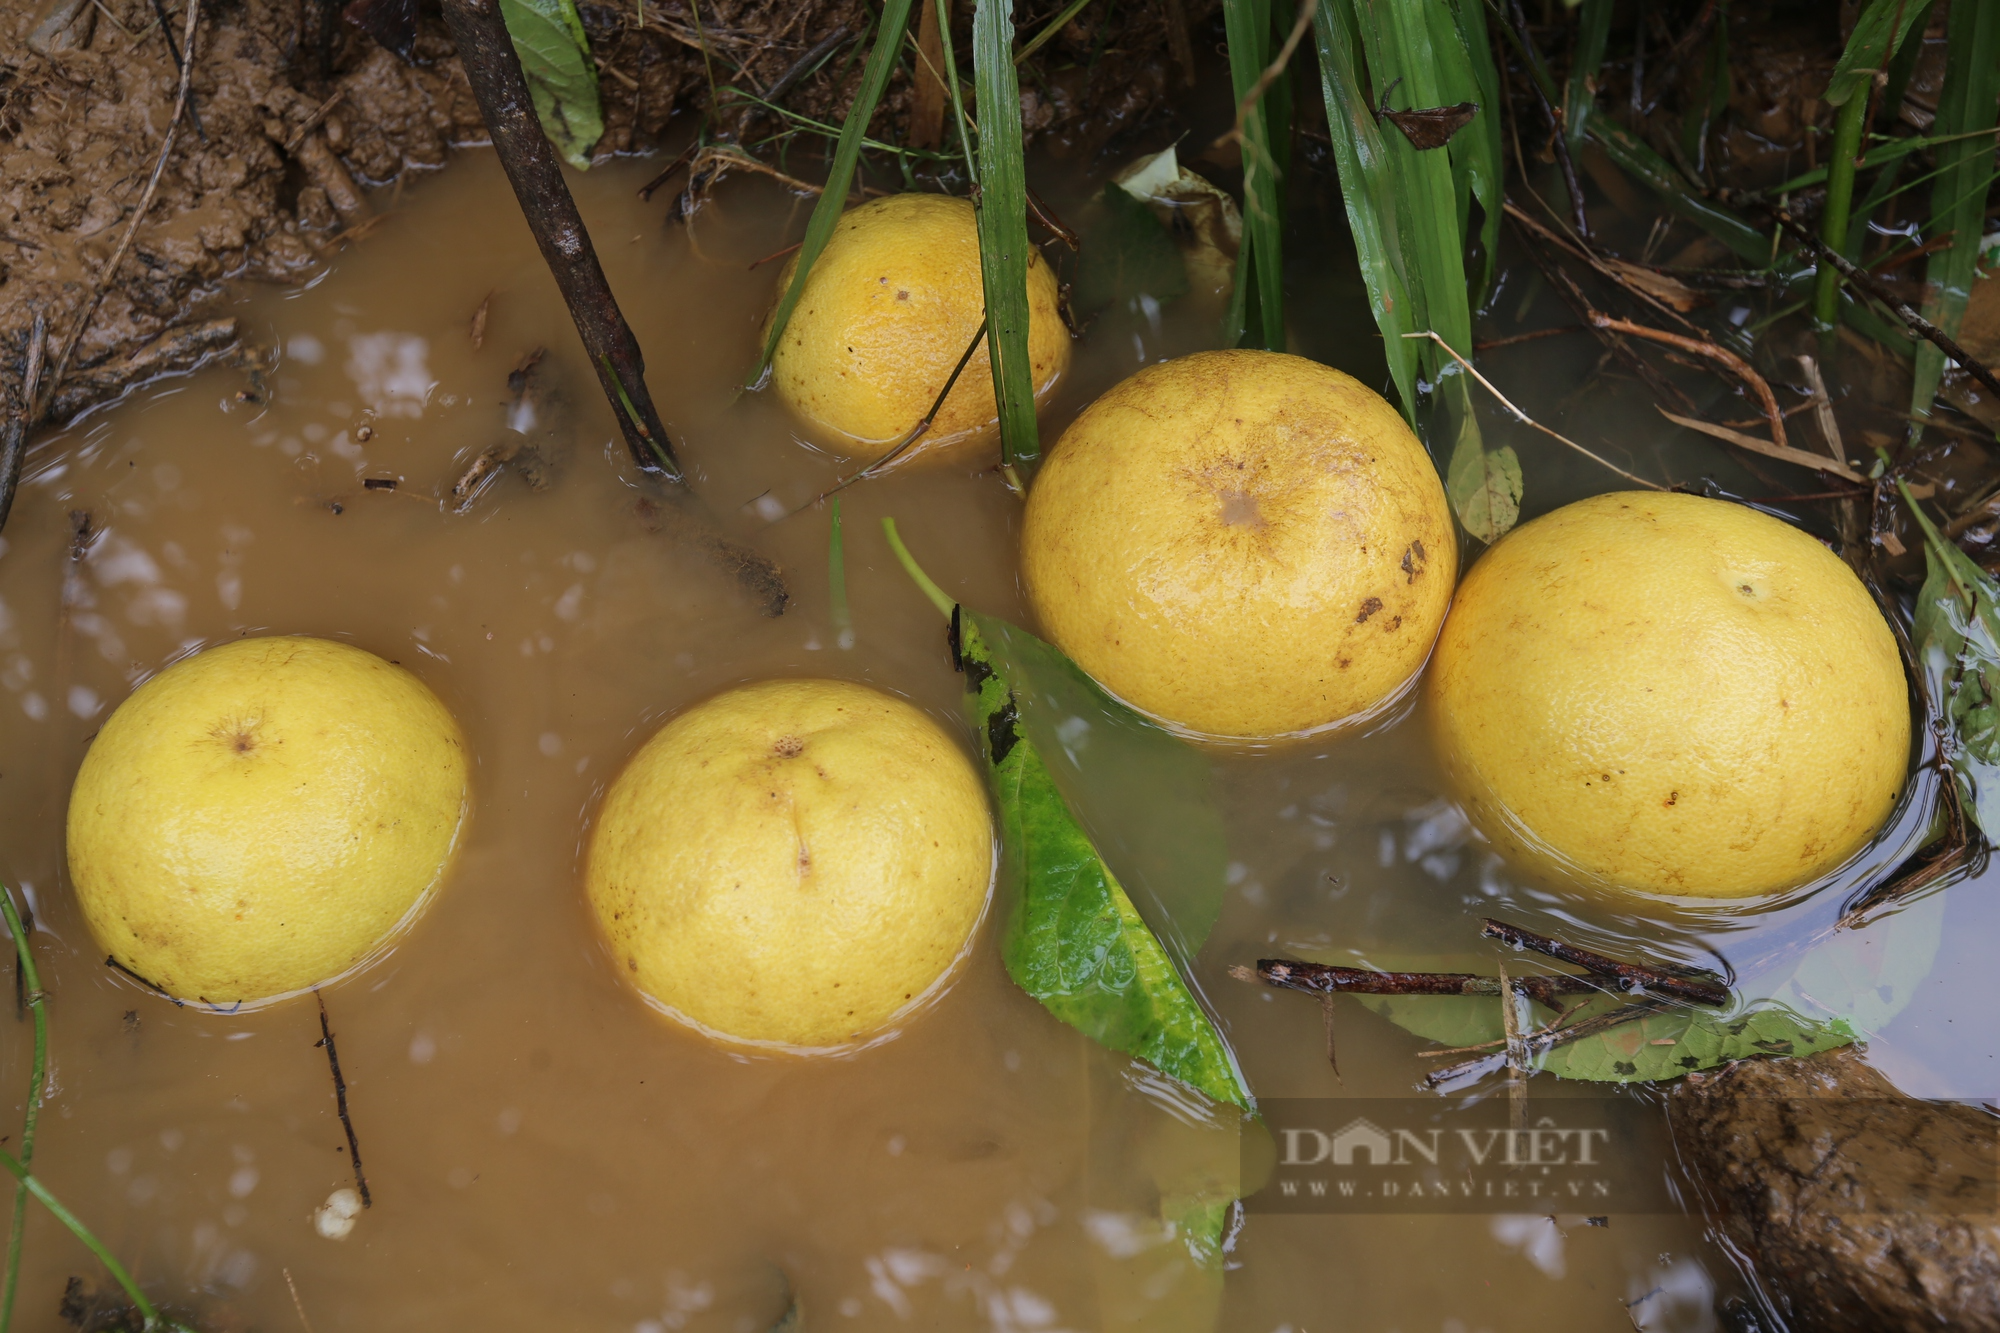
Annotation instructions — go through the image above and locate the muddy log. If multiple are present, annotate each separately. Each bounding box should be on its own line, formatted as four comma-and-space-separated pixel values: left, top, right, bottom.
1669, 1048, 2000, 1332
437, 0, 787, 614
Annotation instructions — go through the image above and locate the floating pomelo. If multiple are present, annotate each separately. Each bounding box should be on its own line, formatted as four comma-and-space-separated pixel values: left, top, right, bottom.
1020, 349, 1458, 740
586, 679, 993, 1049
1426, 491, 1909, 899
66, 636, 470, 1005
766, 193, 1070, 469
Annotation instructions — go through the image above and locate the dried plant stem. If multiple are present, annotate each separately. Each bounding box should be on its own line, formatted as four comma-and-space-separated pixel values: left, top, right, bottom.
315, 992, 370, 1208
1481, 918, 1728, 1005
0, 889, 45, 1333
1774, 210, 2000, 402
1585, 313, 1789, 450
1401, 331, 1664, 490
1217, 0, 1314, 150
0, 315, 47, 541
1656, 408, 1866, 484
37, 0, 201, 421
1504, 0, 1590, 238
1233, 960, 1598, 1009
1423, 999, 1673, 1089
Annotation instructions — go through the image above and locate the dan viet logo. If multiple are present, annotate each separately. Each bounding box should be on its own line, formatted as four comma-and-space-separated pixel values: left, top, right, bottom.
1247, 1099, 1672, 1214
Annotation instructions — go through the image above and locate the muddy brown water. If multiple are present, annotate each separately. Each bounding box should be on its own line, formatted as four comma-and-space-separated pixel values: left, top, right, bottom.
2, 152, 1997, 1333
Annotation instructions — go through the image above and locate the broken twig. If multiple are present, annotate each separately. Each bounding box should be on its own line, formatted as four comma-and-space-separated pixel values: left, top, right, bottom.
1481, 918, 1728, 1006
315, 991, 370, 1208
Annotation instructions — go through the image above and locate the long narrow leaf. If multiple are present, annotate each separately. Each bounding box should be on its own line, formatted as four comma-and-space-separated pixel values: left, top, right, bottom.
1445, 0, 1504, 301
1585, 119, 1770, 261
1312, 0, 1420, 415
1562, 0, 1613, 150
971, 0, 1040, 468
751, 0, 916, 384
1827, 0, 1932, 107
1907, 0, 1999, 442
1224, 0, 1285, 349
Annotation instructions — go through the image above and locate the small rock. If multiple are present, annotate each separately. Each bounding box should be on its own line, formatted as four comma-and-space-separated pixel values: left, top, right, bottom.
313, 1187, 362, 1240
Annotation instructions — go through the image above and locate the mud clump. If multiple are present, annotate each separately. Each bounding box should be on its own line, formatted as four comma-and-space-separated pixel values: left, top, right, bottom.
1, 0, 1205, 426
1668, 1047, 2000, 1332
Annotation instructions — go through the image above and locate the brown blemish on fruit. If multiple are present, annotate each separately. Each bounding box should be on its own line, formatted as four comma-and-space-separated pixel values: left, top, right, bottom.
1665, 791, 1679, 807
1356, 597, 1383, 624
773, 736, 805, 758
1402, 540, 1427, 583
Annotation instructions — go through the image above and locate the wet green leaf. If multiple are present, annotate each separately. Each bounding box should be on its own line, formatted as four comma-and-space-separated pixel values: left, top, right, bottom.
972, 610, 1227, 966
1222, 0, 1287, 351
1758, 891, 1945, 1037
971, 0, 1039, 468
959, 616, 1249, 1108
1354, 993, 1501, 1050
1907, 0, 2000, 442
499, 0, 602, 169
1826, 0, 1932, 107
1445, 423, 1520, 545
1904, 482, 2000, 838
1534, 1002, 1851, 1084
1073, 183, 1189, 317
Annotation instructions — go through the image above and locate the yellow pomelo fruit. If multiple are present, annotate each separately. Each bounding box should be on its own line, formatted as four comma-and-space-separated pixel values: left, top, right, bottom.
1427, 491, 1909, 899
586, 678, 993, 1049
1020, 349, 1458, 740
766, 193, 1070, 469
67, 636, 470, 1004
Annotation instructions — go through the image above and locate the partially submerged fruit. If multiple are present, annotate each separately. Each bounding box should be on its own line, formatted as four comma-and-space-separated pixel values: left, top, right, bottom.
67, 636, 470, 1005
586, 678, 993, 1049
1019, 349, 1457, 740
1427, 491, 1909, 899
766, 193, 1070, 469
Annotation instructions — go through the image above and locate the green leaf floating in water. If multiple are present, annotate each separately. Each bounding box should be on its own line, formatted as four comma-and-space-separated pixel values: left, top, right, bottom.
884, 521, 1250, 1110
499, 0, 603, 169
1534, 1000, 1850, 1084
1904, 480, 2000, 840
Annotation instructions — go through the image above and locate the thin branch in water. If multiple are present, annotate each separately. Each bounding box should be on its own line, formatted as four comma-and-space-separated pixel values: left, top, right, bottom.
1423, 999, 1675, 1089
1585, 312, 1790, 451
284, 1269, 318, 1333
315, 991, 371, 1208
1401, 331, 1665, 490
1231, 960, 1599, 1008
1320, 995, 1341, 1082
37, 0, 202, 421
1504, 0, 1590, 238
1474, 325, 1582, 352
793, 316, 988, 512
282, 87, 347, 155
1480, 918, 1729, 1005
1657, 408, 1867, 484
1772, 209, 2000, 403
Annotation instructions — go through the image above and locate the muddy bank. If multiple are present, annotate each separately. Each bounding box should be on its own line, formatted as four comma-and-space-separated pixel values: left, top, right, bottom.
0, 0, 1205, 426
1669, 1047, 2000, 1332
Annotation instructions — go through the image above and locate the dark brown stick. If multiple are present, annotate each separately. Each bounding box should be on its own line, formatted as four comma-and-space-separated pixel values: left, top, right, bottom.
1504, 0, 1589, 239
145, 0, 207, 141
315, 991, 370, 1208
1480, 919, 1728, 1005
439, 0, 788, 615
1236, 959, 1599, 1009
1773, 210, 2000, 402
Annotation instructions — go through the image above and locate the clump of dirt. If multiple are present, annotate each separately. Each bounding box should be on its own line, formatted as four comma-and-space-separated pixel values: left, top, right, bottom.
1669, 1046, 2000, 1333
1, 0, 1205, 427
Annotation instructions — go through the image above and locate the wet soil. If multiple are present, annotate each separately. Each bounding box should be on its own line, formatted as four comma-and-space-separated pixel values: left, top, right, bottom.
1, 0, 1206, 427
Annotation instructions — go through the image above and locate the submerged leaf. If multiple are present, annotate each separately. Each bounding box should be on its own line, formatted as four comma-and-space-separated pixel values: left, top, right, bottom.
1534, 1002, 1851, 1084
1444, 409, 1520, 543
1904, 481, 2000, 838
498, 0, 602, 169
957, 614, 1250, 1109
1073, 183, 1189, 317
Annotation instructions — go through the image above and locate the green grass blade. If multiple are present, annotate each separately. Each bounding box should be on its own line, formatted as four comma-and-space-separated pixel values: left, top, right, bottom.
971, 0, 1040, 468
750, 0, 916, 385
1827, 0, 1931, 108
1311, 0, 1420, 416
1562, 0, 1613, 150
1445, 0, 1505, 302
1351, 0, 1472, 358
1907, 0, 2000, 443
935, 0, 978, 182
828, 499, 852, 650
1584, 119, 1769, 260
1224, 0, 1285, 349
0, 889, 44, 1333
1015, 0, 1095, 64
